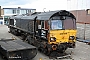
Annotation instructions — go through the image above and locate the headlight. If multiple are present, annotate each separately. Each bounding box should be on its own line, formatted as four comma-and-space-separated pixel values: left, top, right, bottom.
50, 37, 56, 42
69, 36, 75, 40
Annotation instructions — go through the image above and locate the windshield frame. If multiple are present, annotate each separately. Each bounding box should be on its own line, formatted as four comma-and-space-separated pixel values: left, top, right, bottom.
50, 20, 63, 30
50, 16, 76, 30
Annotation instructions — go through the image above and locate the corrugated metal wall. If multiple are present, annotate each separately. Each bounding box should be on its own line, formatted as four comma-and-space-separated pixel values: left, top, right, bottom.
77, 23, 90, 40
85, 24, 90, 40
76, 23, 85, 39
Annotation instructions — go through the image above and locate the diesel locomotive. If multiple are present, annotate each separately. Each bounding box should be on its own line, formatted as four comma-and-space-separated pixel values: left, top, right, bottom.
8, 10, 77, 55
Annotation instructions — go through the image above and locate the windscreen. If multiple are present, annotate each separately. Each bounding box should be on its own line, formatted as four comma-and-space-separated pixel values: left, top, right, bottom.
63, 17, 76, 29
51, 20, 62, 30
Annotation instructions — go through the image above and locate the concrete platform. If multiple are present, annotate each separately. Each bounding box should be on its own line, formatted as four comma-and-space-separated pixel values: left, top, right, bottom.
0, 25, 90, 60
77, 38, 90, 45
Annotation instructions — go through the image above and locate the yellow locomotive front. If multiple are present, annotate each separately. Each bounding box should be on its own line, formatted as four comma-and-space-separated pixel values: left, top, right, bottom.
48, 16, 76, 51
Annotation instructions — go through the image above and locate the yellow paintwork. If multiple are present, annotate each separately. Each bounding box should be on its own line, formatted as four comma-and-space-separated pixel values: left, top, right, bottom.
49, 30, 77, 44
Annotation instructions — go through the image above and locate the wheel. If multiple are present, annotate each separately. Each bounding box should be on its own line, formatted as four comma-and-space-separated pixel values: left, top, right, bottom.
58, 44, 67, 53
26, 36, 34, 45
45, 48, 51, 56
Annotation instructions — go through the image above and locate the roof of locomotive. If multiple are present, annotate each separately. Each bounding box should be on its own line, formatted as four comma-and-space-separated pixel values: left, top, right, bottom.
21, 12, 41, 20
10, 12, 41, 20
10, 10, 76, 20
21, 15, 37, 20
10, 15, 23, 19
37, 10, 76, 20
10, 15, 37, 20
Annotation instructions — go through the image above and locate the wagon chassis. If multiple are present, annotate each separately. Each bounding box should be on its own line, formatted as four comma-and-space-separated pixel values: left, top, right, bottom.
0, 38, 37, 60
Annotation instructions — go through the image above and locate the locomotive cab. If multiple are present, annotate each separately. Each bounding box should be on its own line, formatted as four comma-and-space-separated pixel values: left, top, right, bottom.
35, 20, 49, 38
49, 16, 76, 47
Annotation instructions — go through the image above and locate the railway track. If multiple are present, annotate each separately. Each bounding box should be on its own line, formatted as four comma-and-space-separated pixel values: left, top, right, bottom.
49, 52, 71, 59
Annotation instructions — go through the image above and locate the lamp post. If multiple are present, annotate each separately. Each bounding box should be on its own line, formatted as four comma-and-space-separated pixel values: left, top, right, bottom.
43, 8, 46, 12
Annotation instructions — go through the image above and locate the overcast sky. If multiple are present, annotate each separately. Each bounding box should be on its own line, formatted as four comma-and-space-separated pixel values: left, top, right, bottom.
1, 0, 90, 12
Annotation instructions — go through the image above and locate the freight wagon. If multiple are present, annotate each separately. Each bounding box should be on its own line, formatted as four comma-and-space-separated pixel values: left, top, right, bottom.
0, 39, 37, 60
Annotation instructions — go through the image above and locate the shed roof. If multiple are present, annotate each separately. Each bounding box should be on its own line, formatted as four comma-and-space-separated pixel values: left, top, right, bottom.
3, 8, 36, 10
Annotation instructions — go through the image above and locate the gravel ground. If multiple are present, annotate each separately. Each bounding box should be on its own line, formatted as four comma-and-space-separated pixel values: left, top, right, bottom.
0, 25, 90, 60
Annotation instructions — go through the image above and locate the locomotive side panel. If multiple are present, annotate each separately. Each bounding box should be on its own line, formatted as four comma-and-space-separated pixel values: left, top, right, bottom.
16, 19, 21, 28
28, 20, 34, 32
16, 19, 34, 32
9, 19, 14, 26
20, 19, 30, 31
